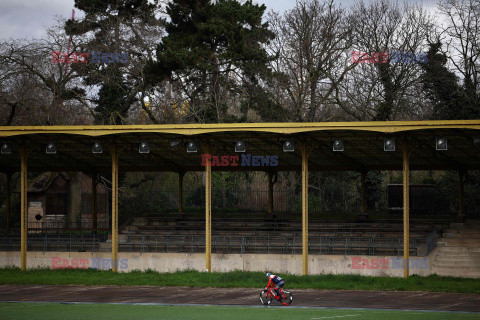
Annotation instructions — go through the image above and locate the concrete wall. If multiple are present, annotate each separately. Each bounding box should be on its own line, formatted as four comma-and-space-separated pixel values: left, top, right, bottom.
0, 251, 434, 277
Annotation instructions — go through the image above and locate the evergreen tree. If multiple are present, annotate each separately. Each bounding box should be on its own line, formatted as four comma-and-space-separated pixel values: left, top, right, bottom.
66, 0, 161, 124
421, 42, 480, 119
145, 0, 275, 123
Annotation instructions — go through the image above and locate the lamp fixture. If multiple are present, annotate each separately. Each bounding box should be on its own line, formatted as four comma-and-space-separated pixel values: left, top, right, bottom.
92, 142, 103, 154
283, 140, 295, 152
139, 142, 151, 154
46, 142, 57, 154
235, 141, 246, 153
384, 139, 395, 152
333, 140, 345, 152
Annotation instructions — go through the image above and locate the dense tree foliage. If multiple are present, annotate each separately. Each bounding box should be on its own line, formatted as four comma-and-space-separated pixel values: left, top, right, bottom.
65, 0, 162, 124
144, 0, 275, 123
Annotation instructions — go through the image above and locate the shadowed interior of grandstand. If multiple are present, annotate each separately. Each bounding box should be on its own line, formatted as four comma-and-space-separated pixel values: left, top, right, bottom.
1, 170, 479, 259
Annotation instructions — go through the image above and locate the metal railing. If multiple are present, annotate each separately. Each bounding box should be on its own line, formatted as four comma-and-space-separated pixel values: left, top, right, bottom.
115, 234, 428, 256
0, 233, 108, 252
0, 232, 431, 256
27, 221, 109, 231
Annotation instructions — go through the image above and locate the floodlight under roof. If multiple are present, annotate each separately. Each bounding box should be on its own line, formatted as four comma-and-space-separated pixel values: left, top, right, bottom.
235, 141, 246, 153
92, 142, 103, 154
283, 140, 295, 152
46, 142, 57, 154
436, 137, 447, 151
139, 142, 150, 154
384, 139, 395, 152
333, 140, 344, 152
1, 143, 11, 155
186, 141, 198, 153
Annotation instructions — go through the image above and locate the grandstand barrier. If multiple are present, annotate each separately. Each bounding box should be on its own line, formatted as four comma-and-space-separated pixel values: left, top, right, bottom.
0, 251, 455, 277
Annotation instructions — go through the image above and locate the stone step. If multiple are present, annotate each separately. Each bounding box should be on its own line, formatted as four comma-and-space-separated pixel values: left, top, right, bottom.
446, 228, 480, 233
435, 246, 480, 253
432, 260, 480, 267
437, 239, 480, 247
431, 252, 480, 260
443, 232, 480, 238
432, 265, 480, 272
432, 271, 480, 278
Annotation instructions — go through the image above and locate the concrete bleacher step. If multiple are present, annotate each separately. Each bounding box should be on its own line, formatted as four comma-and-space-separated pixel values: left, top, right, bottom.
432, 252, 480, 259
435, 246, 480, 253
432, 265, 480, 273
433, 259, 480, 267
432, 271, 480, 278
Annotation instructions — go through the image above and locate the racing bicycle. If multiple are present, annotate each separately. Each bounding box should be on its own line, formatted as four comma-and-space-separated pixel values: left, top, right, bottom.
259, 286, 293, 305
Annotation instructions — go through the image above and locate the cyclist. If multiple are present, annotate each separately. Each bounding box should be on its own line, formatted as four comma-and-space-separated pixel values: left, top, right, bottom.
265, 272, 285, 300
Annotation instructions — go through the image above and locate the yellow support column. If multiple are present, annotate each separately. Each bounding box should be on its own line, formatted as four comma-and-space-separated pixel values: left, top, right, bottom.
301, 143, 309, 276
92, 175, 98, 233
6, 172, 11, 233
19, 145, 28, 271
110, 143, 120, 272
267, 172, 273, 214
179, 172, 184, 214
205, 145, 212, 272
402, 143, 410, 279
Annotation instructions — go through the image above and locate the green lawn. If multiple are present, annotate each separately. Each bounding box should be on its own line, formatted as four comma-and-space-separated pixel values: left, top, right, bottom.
1, 267, 480, 293
0, 303, 478, 320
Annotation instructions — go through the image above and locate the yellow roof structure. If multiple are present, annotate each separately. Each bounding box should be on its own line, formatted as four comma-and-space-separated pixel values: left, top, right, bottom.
1, 120, 479, 172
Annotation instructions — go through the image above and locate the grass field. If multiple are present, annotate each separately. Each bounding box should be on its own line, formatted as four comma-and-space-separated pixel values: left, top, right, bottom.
0, 302, 478, 320
1, 267, 480, 293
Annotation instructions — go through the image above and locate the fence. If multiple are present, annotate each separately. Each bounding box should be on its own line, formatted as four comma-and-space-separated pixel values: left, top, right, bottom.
0, 233, 109, 252
27, 221, 109, 231
0, 233, 429, 256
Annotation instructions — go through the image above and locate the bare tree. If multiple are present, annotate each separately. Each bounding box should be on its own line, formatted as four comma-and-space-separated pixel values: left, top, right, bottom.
437, 0, 480, 99
336, 0, 434, 121
267, 0, 356, 122
0, 22, 92, 125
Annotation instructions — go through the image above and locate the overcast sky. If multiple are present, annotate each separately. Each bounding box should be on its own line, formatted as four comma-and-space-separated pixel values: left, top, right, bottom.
0, 0, 440, 40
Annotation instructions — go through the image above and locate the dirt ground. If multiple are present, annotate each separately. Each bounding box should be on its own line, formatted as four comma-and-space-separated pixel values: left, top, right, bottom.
0, 285, 479, 312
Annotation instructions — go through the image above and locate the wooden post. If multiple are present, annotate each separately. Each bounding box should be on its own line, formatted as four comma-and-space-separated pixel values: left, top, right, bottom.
179, 172, 184, 214
6, 172, 11, 233
19, 145, 28, 271
267, 172, 273, 214
402, 143, 410, 279
110, 143, 120, 272
205, 145, 212, 272
92, 175, 98, 233
301, 143, 309, 276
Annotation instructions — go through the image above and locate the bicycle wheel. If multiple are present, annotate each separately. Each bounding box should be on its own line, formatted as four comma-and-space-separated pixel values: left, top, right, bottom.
259, 290, 272, 305
280, 291, 293, 305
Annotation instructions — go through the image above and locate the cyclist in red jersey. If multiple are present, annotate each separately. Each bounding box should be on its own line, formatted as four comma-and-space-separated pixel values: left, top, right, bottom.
265, 272, 285, 299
